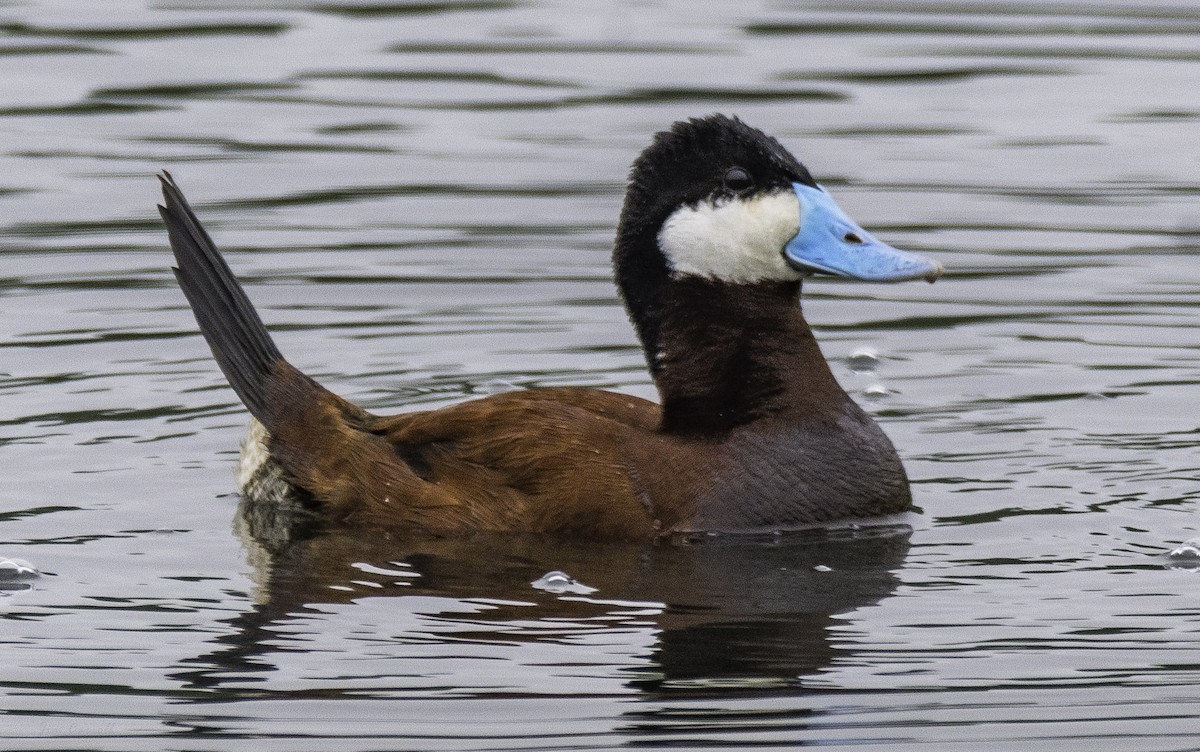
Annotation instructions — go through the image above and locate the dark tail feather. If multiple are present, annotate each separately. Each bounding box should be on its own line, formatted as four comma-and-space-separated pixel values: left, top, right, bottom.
159, 172, 285, 422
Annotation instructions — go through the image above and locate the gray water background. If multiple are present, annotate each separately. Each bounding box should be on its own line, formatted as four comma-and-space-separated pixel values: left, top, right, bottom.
3, 0, 1200, 749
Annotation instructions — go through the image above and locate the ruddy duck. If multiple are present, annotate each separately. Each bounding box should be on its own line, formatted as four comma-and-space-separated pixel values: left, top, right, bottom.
161, 115, 941, 539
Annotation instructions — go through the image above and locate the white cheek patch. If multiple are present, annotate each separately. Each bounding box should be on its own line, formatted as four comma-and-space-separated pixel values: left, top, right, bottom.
657, 189, 803, 283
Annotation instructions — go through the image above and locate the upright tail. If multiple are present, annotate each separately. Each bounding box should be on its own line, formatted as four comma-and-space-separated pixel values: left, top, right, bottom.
160, 173, 426, 529
160, 172, 369, 436
159, 172, 288, 423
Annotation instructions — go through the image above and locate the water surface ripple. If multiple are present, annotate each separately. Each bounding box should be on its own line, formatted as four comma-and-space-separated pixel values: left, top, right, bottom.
3, 0, 1200, 749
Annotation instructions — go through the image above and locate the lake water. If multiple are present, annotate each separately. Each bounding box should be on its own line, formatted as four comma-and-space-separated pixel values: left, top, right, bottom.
3, 0, 1200, 749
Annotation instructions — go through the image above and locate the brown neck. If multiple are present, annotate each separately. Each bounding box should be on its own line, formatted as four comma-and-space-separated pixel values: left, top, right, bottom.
652, 277, 849, 435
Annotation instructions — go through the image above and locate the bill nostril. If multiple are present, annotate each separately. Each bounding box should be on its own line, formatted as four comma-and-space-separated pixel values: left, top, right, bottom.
844, 232, 863, 244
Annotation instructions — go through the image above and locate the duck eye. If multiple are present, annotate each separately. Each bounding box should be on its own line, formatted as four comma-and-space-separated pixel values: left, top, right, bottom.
723, 167, 754, 193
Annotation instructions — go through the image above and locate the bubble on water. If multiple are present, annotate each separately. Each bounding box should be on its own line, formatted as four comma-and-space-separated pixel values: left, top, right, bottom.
1166, 538, 1200, 570
847, 347, 880, 374
863, 383, 891, 400
476, 379, 520, 395
0, 557, 37, 579
0, 557, 38, 593
813, 564, 832, 573
531, 570, 598, 595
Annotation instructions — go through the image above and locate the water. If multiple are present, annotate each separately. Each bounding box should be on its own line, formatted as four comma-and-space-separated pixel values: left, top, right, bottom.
3, 0, 1200, 748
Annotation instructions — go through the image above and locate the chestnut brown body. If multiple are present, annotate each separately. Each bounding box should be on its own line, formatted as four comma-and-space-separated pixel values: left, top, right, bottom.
161, 116, 933, 540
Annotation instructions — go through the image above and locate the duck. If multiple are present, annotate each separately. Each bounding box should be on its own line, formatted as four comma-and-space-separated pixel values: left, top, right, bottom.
160, 114, 942, 541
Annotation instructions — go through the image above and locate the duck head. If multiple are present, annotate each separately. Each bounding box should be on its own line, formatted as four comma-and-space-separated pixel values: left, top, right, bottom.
614, 114, 941, 383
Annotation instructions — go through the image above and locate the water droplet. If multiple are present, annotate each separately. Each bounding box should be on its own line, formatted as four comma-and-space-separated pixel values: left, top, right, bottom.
813, 564, 832, 573
531, 570, 598, 594
1166, 538, 1200, 570
0, 557, 37, 579
476, 379, 520, 395
864, 383, 891, 399
847, 347, 880, 373
0, 557, 38, 593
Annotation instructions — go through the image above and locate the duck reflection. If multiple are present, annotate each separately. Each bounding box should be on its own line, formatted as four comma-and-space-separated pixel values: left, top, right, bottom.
176, 502, 911, 694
